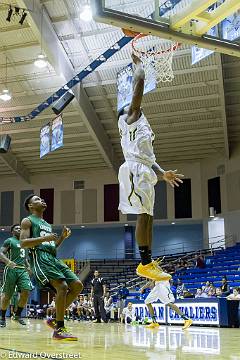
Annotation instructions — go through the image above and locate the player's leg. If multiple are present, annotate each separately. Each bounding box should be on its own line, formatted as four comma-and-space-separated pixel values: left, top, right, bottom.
0, 293, 12, 327
54, 259, 83, 309
65, 280, 83, 309
12, 290, 29, 325
136, 213, 152, 265
49, 278, 77, 340
144, 287, 160, 329
13, 270, 32, 325
0, 269, 16, 327
147, 215, 153, 259
167, 303, 193, 330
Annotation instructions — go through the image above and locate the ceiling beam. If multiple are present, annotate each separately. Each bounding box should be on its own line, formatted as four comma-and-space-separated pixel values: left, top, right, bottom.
215, 55, 230, 158
0, 152, 30, 183
17, 0, 120, 172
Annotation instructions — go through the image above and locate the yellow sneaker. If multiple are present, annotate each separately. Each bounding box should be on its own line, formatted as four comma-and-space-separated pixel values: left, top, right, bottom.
136, 262, 172, 281
146, 322, 160, 329
182, 319, 193, 330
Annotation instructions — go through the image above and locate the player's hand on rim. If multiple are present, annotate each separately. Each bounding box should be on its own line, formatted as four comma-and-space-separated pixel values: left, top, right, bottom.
162, 170, 184, 188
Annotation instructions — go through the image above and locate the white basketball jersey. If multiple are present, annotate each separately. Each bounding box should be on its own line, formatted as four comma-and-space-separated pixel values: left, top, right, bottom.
118, 112, 156, 166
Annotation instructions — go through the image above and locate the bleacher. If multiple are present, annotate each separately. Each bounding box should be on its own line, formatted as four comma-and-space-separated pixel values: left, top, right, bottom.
83, 244, 240, 298
174, 244, 240, 293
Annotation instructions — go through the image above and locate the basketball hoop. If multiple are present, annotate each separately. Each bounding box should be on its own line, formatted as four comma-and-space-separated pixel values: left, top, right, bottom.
131, 33, 180, 83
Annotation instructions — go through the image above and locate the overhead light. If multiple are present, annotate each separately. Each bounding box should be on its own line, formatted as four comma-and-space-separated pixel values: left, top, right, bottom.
1, 228, 5, 231
171, 222, 175, 225
80, 5, 92, 22
0, 89, 12, 102
19, 11, 27, 25
34, 54, 48, 68
124, 224, 128, 226
81, 225, 85, 228
6, 6, 13, 22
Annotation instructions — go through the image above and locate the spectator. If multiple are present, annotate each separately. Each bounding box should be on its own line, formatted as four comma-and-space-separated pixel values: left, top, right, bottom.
170, 279, 177, 297
227, 288, 240, 300
221, 277, 230, 297
216, 288, 223, 298
91, 270, 108, 323
200, 287, 209, 298
104, 292, 113, 320
82, 295, 92, 320
121, 302, 136, 324
195, 254, 205, 269
195, 288, 203, 298
208, 288, 216, 298
47, 296, 56, 318
202, 281, 211, 295
77, 295, 84, 320
176, 279, 186, 299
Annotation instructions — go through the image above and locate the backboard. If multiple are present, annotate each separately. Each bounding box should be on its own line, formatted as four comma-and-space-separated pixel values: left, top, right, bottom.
92, 0, 240, 58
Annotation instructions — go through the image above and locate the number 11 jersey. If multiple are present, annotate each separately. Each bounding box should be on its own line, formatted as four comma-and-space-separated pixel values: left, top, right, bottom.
118, 112, 156, 167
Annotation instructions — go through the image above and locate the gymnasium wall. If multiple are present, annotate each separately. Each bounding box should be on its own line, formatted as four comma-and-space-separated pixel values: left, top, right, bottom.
0, 149, 240, 244
0, 161, 203, 226
0, 223, 203, 260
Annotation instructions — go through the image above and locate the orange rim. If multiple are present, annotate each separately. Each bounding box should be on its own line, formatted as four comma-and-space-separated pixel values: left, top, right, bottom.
132, 33, 181, 56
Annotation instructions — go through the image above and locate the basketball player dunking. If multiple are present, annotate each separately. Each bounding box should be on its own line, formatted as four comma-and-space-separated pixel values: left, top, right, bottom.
20, 195, 83, 341
118, 53, 184, 281
0, 224, 32, 327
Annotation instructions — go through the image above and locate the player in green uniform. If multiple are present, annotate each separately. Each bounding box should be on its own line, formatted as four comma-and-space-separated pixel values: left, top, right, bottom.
0, 224, 32, 327
20, 194, 83, 341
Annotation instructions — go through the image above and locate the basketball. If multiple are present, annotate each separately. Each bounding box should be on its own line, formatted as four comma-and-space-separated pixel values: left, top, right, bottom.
122, 28, 140, 37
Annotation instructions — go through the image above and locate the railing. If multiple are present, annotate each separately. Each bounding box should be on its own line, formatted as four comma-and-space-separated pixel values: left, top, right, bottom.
84, 241, 202, 260
209, 234, 234, 254
85, 235, 234, 295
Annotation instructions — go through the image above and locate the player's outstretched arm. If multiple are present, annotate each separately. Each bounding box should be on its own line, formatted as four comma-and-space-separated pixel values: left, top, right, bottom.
55, 226, 71, 248
20, 218, 58, 248
162, 170, 184, 188
127, 53, 145, 125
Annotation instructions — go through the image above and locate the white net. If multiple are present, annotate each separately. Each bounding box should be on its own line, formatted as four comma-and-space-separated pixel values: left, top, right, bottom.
132, 35, 178, 83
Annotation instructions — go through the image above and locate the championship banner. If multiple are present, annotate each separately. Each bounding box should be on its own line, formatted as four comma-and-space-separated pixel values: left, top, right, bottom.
51, 114, 63, 152
117, 64, 156, 111
40, 123, 50, 158
222, 11, 240, 41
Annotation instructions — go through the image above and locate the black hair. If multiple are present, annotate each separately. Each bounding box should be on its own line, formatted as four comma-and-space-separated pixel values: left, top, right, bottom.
24, 194, 35, 211
11, 224, 20, 233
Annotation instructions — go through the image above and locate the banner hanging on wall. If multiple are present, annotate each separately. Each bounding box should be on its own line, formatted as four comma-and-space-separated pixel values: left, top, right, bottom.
51, 114, 64, 152
222, 10, 240, 41
117, 63, 156, 111
40, 123, 50, 158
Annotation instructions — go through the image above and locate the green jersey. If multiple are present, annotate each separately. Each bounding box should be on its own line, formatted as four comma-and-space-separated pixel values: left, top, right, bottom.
28, 214, 56, 257
3, 236, 26, 266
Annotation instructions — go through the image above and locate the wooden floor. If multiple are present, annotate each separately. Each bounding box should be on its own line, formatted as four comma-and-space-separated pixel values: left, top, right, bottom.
0, 320, 239, 360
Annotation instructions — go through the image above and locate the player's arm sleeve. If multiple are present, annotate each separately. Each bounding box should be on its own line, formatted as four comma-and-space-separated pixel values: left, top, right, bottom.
152, 162, 165, 174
